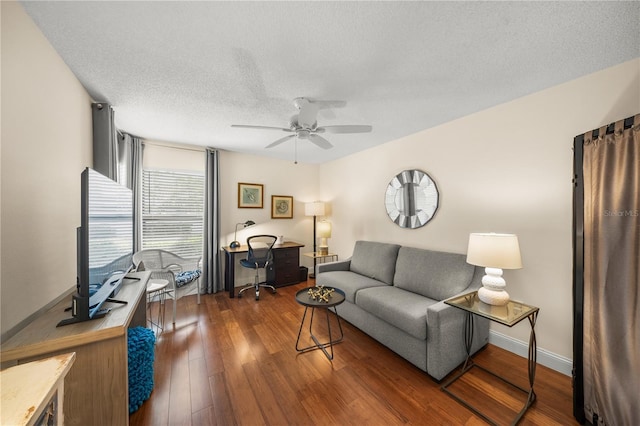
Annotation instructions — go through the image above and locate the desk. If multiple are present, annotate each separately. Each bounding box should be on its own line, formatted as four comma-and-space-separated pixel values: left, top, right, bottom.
441, 291, 539, 425
1, 271, 149, 426
222, 241, 304, 298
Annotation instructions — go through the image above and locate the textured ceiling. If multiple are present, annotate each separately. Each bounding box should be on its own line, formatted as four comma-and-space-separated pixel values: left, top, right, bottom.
20, 1, 640, 164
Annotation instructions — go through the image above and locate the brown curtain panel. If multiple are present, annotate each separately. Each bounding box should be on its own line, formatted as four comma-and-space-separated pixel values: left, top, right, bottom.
581, 114, 639, 425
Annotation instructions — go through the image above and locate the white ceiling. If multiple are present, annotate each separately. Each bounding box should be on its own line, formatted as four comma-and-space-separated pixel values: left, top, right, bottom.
20, 1, 640, 164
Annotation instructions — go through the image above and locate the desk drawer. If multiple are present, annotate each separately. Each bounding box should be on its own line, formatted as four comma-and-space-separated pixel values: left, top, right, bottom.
273, 247, 300, 287
273, 248, 298, 261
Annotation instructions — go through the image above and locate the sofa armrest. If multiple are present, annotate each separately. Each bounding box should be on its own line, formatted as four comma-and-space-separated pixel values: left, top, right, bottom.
465, 265, 484, 292
317, 258, 351, 274
425, 294, 490, 380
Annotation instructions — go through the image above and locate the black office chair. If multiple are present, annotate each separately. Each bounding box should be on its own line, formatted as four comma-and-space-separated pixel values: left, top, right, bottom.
237, 235, 277, 300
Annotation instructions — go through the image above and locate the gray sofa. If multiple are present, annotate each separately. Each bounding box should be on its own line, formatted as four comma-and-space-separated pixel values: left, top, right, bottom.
316, 240, 489, 380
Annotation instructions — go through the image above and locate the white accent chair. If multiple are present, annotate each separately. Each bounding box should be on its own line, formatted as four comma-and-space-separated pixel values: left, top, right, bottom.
133, 249, 202, 324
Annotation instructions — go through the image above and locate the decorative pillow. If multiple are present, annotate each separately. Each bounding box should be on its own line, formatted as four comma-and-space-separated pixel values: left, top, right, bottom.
175, 269, 202, 287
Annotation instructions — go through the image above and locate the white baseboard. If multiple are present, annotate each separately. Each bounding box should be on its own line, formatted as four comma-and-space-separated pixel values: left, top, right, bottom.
489, 330, 573, 377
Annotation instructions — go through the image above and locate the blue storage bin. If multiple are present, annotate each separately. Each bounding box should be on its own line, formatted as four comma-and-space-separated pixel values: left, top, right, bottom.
127, 326, 155, 413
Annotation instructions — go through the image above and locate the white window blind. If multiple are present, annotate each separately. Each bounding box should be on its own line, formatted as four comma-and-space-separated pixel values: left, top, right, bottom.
141, 169, 204, 259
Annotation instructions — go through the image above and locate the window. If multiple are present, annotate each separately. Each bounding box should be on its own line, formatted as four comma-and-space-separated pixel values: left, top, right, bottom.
141, 169, 204, 259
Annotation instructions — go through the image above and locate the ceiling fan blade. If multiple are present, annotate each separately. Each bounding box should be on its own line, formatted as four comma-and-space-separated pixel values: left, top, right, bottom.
265, 134, 295, 149
231, 124, 292, 132
318, 125, 372, 134
308, 134, 333, 150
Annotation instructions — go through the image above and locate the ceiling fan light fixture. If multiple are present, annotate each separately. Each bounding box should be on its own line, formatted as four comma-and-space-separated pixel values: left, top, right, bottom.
297, 129, 310, 139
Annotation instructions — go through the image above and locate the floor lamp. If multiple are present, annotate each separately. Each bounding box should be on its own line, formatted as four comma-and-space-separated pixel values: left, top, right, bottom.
305, 201, 325, 278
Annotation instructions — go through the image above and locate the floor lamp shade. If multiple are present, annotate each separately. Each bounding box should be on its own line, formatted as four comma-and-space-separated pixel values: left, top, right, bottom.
305, 202, 325, 217
466, 233, 522, 305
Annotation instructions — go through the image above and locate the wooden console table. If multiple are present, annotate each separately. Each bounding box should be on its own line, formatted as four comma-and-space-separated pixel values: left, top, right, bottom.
1, 271, 149, 426
222, 241, 304, 298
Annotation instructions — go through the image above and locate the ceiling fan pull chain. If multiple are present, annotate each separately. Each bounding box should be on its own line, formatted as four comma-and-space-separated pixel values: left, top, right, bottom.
294, 137, 298, 164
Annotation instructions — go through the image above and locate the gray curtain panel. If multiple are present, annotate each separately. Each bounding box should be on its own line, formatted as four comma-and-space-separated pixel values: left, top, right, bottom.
91, 102, 118, 180
118, 133, 143, 252
203, 148, 222, 293
582, 114, 639, 425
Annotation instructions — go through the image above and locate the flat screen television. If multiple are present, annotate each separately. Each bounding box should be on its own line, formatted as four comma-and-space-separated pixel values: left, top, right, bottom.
57, 168, 134, 327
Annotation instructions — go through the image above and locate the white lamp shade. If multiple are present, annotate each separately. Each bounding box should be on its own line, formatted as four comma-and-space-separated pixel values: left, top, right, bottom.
305, 201, 325, 216
317, 220, 332, 238
466, 233, 522, 269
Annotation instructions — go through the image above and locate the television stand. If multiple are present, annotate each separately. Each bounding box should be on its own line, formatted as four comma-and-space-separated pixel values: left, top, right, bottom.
1, 271, 150, 426
56, 310, 107, 327
58, 296, 129, 326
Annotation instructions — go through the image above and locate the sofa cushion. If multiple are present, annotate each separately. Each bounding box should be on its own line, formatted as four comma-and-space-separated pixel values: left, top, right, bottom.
349, 241, 401, 285
316, 270, 386, 303
393, 247, 475, 300
355, 286, 437, 340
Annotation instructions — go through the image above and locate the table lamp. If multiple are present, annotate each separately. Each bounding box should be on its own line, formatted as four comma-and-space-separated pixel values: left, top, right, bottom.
230, 220, 255, 248
305, 201, 325, 278
317, 220, 332, 256
466, 233, 522, 306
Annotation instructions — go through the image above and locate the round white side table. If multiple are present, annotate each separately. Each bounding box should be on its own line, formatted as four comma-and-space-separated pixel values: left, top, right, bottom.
146, 279, 169, 335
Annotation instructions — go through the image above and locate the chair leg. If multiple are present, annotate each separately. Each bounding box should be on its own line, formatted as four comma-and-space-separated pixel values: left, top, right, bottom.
172, 294, 176, 325
237, 267, 276, 301
255, 269, 260, 300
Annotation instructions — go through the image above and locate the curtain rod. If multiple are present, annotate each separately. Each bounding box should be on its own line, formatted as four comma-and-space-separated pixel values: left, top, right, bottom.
118, 130, 210, 153
588, 114, 636, 139
143, 139, 208, 153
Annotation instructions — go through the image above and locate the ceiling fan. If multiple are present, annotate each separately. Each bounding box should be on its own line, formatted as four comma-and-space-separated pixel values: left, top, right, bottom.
231, 97, 372, 150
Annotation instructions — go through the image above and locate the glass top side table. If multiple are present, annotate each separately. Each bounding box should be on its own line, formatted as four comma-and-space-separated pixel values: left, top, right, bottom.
302, 252, 338, 261
445, 291, 539, 327
442, 291, 539, 426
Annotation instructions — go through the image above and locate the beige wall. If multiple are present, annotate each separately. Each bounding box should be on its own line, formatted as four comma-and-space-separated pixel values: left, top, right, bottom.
219, 150, 320, 283
319, 58, 640, 364
1, 2, 93, 335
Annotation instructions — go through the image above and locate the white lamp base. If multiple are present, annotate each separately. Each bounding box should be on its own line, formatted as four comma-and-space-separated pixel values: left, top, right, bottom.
477, 267, 510, 306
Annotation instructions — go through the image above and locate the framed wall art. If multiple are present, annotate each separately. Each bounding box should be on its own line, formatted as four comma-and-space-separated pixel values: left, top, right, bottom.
271, 195, 293, 219
238, 182, 263, 208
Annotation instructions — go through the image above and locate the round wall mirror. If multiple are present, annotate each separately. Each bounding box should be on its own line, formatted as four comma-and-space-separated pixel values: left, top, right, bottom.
384, 169, 439, 228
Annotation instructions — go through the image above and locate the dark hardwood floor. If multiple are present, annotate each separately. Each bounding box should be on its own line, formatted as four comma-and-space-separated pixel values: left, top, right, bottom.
130, 280, 577, 425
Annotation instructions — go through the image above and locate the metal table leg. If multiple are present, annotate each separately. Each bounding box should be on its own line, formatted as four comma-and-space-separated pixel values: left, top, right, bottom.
295, 305, 344, 360
442, 311, 538, 425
